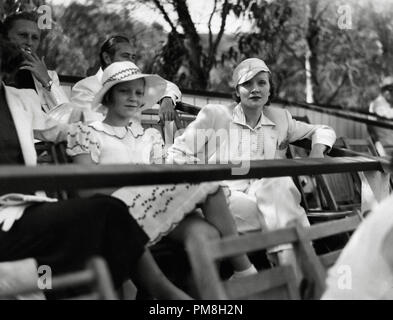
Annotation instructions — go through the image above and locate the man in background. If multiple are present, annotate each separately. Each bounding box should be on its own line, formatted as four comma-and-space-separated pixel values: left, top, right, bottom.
71, 35, 180, 124
368, 77, 393, 155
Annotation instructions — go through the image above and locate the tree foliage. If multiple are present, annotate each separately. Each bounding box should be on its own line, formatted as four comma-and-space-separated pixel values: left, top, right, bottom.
148, 0, 233, 90
0, 0, 45, 20
3, 0, 393, 110
224, 0, 393, 110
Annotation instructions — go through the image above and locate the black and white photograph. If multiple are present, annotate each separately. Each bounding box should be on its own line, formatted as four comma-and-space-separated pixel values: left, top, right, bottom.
0, 0, 393, 307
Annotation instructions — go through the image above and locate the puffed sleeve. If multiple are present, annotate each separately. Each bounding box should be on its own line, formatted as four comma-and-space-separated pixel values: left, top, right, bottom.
66, 122, 101, 163
144, 128, 165, 163
162, 80, 181, 104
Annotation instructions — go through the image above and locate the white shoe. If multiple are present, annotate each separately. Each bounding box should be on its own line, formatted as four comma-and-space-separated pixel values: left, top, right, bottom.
229, 264, 258, 280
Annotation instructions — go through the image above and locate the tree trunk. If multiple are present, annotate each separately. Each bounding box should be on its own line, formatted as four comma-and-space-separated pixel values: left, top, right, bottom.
305, 48, 314, 103
173, 0, 208, 89
305, 0, 320, 104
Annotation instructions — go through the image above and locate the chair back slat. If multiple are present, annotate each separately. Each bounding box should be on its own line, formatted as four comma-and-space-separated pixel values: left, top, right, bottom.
307, 215, 362, 270
307, 215, 362, 241
187, 223, 326, 300
210, 228, 298, 260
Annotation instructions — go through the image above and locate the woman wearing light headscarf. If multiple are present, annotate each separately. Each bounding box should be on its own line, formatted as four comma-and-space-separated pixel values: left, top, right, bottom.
168, 58, 336, 277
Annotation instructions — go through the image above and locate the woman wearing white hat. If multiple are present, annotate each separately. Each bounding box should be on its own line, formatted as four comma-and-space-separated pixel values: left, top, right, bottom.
168, 58, 336, 279
67, 61, 257, 281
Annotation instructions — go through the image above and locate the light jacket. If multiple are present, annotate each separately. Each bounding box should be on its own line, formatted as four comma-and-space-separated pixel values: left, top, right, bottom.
0, 85, 69, 225
168, 103, 336, 164
3, 84, 69, 166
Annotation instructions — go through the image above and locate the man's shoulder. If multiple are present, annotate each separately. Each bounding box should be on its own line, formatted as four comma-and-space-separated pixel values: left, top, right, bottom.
4, 86, 40, 114
372, 95, 391, 109
4, 85, 38, 99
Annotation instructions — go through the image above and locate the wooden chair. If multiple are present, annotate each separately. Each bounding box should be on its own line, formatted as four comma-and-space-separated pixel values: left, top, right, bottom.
340, 137, 379, 156
340, 137, 393, 191
306, 213, 363, 270
0, 257, 117, 300
186, 223, 326, 300
141, 103, 198, 145
287, 119, 362, 217
367, 124, 393, 157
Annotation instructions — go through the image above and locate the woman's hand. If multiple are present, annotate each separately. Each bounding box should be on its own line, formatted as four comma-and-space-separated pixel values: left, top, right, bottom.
309, 143, 328, 158
19, 52, 51, 87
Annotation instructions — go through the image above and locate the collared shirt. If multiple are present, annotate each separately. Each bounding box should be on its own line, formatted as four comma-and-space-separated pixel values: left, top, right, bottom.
232, 104, 275, 160
369, 95, 393, 147
226, 105, 276, 192
370, 94, 393, 119
0, 85, 25, 165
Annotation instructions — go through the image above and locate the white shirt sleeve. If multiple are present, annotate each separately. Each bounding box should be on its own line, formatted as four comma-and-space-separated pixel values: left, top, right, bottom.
371, 95, 393, 119
162, 80, 181, 105
40, 70, 70, 110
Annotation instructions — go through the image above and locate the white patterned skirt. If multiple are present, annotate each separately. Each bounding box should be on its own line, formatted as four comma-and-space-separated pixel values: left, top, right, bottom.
111, 182, 225, 246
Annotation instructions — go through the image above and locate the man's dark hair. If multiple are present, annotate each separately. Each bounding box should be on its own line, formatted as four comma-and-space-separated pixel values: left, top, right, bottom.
99, 35, 130, 69
232, 72, 275, 106
0, 36, 25, 75
382, 84, 393, 93
2, 11, 39, 38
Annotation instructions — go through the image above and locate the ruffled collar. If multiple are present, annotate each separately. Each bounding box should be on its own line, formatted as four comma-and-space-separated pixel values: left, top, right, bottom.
88, 119, 145, 139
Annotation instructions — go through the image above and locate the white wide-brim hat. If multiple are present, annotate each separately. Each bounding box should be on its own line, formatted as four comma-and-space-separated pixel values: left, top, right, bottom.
232, 58, 271, 88
92, 61, 167, 113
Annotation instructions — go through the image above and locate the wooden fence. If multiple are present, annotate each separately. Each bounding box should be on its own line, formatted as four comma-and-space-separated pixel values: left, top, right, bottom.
59, 77, 393, 141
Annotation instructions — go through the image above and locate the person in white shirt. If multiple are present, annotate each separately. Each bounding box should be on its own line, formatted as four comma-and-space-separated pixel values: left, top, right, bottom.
71, 35, 181, 123
370, 77, 393, 119
368, 77, 393, 155
168, 58, 336, 281
2, 11, 70, 116
322, 189, 393, 300
0, 41, 191, 300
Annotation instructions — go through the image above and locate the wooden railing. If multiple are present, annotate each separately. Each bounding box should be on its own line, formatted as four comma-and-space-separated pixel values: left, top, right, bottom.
59, 75, 393, 140
0, 153, 389, 194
